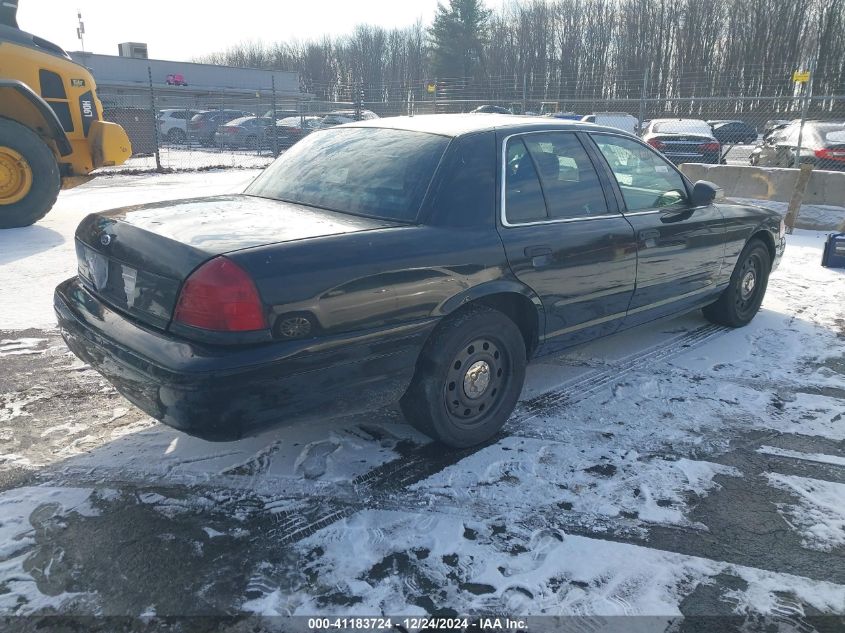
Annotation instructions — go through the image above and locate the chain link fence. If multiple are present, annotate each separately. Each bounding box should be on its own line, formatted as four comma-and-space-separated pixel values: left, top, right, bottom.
94, 67, 845, 173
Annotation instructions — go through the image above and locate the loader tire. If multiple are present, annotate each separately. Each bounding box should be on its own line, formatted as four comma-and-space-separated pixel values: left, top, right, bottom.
0, 118, 61, 229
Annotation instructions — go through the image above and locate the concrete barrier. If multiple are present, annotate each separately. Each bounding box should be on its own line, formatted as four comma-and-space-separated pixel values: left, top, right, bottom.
679, 163, 845, 230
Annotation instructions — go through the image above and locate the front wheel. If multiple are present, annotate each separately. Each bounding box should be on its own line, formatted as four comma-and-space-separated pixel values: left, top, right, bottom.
400, 305, 526, 448
703, 239, 771, 327
0, 118, 61, 228
167, 128, 187, 144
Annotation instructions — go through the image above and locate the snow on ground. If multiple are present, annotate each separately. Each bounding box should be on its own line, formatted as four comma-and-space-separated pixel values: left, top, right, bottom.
0, 171, 844, 621
96, 146, 274, 173
0, 169, 260, 330
766, 473, 845, 552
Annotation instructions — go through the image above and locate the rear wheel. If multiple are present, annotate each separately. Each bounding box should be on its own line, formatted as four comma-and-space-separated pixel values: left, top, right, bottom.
400, 305, 526, 448
0, 118, 60, 229
703, 239, 771, 327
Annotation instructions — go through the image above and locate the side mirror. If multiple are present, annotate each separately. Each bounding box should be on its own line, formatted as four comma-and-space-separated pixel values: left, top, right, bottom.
691, 180, 723, 206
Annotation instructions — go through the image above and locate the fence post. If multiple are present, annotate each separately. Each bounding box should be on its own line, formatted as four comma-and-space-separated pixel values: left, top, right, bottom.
638, 67, 650, 135
148, 66, 162, 171
784, 163, 814, 234
271, 75, 279, 157
793, 61, 815, 168
522, 73, 527, 114
433, 78, 437, 114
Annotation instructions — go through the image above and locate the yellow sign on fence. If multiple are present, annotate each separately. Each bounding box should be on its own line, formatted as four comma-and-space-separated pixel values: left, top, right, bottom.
792, 70, 811, 83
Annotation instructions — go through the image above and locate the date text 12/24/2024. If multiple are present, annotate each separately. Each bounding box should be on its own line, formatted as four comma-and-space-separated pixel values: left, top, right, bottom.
307, 617, 528, 630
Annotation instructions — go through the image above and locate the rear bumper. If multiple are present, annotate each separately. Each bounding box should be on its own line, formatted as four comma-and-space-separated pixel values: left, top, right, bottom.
55, 277, 435, 441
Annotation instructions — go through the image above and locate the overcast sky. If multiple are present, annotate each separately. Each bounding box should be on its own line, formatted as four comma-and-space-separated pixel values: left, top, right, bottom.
18, 0, 500, 62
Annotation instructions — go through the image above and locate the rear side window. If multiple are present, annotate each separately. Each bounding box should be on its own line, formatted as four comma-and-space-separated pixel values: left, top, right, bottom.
246, 127, 450, 222
522, 132, 608, 219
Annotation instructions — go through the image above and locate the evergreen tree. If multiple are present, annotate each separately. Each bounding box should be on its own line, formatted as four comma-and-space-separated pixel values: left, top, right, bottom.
428, 0, 490, 79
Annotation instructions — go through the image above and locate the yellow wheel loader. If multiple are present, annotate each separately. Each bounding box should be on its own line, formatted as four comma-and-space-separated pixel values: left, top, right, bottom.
0, 4, 131, 228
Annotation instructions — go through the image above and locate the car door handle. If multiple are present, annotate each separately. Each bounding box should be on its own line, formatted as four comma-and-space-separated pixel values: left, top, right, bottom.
524, 245, 552, 257
638, 229, 660, 241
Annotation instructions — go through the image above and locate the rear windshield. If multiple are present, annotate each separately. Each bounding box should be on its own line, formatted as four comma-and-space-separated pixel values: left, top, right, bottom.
814, 123, 845, 144
653, 120, 712, 135
245, 127, 450, 222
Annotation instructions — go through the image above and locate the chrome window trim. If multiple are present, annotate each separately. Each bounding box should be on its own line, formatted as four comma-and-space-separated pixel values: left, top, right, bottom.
500, 130, 622, 228
622, 209, 662, 217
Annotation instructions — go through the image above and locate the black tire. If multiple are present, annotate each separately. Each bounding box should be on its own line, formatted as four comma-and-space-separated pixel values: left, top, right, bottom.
245, 135, 258, 150
400, 305, 527, 448
167, 128, 186, 144
703, 239, 771, 327
0, 118, 60, 229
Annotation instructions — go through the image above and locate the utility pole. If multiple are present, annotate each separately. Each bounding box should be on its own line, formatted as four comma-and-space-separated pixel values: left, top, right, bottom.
793, 52, 817, 168
76, 10, 86, 62
638, 67, 650, 136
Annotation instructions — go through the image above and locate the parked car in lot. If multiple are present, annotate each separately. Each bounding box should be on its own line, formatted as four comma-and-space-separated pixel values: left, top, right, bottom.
750, 120, 845, 170
318, 109, 379, 128
188, 109, 251, 146
545, 112, 582, 120
214, 116, 274, 149
642, 119, 721, 164
581, 112, 639, 134
55, 114, 784, 448
762, 119, 791, 139
158, 109, 204, 144
275, 115, 322, 148
471, 105, 513, 114
708, 120, 758, 145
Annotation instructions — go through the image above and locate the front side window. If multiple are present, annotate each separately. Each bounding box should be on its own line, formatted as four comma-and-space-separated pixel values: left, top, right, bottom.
592, 134, 690, 211
246, 127, 450, 222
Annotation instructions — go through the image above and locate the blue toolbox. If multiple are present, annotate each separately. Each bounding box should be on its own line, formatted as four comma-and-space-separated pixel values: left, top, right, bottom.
821, 233, 845, 268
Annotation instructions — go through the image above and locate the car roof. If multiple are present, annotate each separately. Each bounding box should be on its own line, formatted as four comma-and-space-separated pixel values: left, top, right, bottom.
650, 117, 709, 124
340, 113, 618, 137
225, 116, 258, 126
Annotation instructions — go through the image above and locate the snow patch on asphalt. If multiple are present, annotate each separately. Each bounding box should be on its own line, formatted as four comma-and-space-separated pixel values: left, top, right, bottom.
766, 473, 845, 552
758, 445, 845, 467
0, 486, 95, 614
246, 510, 845, 616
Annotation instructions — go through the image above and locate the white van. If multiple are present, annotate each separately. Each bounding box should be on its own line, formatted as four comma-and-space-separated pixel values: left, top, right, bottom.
581, 112, 639, 134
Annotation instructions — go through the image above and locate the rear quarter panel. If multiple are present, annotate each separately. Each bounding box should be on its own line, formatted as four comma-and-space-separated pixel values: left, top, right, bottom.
229, 225, 515, 338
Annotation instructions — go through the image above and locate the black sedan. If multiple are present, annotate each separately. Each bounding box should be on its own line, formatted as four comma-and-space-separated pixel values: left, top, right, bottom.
55, 115, 785, 448
708, 120, 758, 145
642, 118, 722, 164
750, 120, 845, 171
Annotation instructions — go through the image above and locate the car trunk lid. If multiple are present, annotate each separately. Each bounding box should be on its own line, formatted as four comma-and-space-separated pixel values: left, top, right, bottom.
74, 194, 398, 331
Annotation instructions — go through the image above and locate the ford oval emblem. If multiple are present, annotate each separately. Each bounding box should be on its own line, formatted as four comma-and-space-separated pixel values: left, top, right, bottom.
100, 233, 112, 246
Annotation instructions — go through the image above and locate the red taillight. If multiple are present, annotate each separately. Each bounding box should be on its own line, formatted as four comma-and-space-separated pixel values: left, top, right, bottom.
647, 139, 665, 150
701, 142, 721, 152
815, 148, 845, 161
174, 257, 267, 332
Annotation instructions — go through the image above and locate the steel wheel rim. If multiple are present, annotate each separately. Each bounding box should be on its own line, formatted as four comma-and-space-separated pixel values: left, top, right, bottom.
444, 336, 508, 427
0, 147, 32, 205
735, 252, 763, 317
